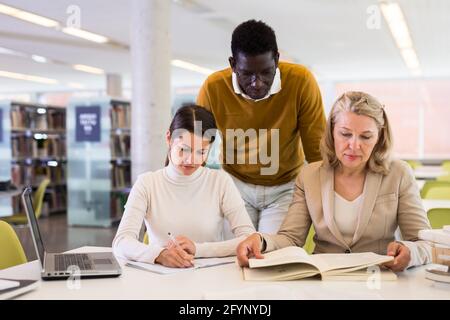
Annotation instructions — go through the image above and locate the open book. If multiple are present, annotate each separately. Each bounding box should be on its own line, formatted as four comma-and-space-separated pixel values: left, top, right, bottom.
243, 246, 396, 281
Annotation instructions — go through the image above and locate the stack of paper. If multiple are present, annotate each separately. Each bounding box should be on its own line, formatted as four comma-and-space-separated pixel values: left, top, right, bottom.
419, 228, 450, 246
419, 228, 450, 283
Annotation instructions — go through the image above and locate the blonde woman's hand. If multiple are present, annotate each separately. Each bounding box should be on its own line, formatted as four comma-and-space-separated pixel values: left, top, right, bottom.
236, 233, 265, 267
383, 241, 411, 272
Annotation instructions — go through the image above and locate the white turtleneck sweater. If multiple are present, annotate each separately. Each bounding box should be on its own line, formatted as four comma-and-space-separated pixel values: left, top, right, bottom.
112, 163, 255, 264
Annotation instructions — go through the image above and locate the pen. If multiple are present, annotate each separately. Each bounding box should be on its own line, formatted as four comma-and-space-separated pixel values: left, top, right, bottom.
167, 232, 180, 248
168, 232, 195, 266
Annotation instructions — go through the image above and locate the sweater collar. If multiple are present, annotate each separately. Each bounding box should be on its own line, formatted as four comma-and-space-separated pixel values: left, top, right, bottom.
232, 67, 281, 102
164, 161, 205, 184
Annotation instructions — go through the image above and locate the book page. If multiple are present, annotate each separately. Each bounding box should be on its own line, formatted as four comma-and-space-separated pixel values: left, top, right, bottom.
321, 268, 397, 281
312, 252, 394, 274
249, 246, 319, 269
244, 263, 319, 281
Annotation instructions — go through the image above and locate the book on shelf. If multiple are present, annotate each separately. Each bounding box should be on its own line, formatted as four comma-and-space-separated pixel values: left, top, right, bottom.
11, 136, 66, 159
111, 164, 131, 189
46, 109, 66, 130
4, 102, 67, 217
243, 246, 395, 281
11, 163, 66, 187
10, 104, 65, 131
110, 134, 130, 159
110, 192, 128, 219
110, 103, 130, 129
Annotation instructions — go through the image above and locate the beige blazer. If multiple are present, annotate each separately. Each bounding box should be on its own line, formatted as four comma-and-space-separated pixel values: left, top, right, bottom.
264, 159, 432, 267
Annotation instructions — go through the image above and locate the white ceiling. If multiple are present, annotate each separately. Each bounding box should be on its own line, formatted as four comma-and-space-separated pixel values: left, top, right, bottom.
0, 0, 449, 93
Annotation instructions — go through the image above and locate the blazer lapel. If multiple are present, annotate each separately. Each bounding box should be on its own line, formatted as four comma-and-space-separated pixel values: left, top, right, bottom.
320, 166, 349, 249
350, 170, 383, 246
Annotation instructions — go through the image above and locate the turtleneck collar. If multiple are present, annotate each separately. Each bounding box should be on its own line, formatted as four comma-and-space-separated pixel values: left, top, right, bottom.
164, 161, 205, 184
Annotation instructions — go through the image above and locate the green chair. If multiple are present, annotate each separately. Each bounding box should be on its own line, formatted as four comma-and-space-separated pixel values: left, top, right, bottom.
442, 161, 450, 172
143, 232, 149, 245
405, 160, 422, 170
427, 208, 450, 229
437, 175, 450, 182
303, 225, 316, 254
0, 220, 27, 270
420, 181, 450, 199
2, 179, 50, 225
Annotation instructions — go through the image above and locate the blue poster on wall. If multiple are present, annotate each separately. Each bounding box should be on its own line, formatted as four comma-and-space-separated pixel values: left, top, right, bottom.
0, 109, 3, 143
75, 106, 101, 142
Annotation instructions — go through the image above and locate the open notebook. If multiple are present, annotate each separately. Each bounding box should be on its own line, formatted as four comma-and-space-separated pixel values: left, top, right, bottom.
243, 246, 396, 281
126, 256, 236, 275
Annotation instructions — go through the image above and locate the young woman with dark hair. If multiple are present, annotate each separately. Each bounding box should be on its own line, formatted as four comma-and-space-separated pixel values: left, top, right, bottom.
113, 105, 255, 268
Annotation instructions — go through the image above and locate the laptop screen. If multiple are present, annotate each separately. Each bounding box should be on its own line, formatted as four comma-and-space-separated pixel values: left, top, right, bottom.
22, 187, 45, 267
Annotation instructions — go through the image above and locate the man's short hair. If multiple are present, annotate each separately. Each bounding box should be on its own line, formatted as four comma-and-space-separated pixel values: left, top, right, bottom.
231, 19, 278, 58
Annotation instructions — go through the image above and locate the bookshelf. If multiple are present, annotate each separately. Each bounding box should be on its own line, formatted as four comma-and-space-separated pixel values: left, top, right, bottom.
67, 97, 131, 227
0, 101, 67, 218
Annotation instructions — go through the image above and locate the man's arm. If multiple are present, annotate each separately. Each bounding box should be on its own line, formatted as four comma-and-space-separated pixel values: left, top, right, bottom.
297, 70, 326, 163
196, 80, 212, 111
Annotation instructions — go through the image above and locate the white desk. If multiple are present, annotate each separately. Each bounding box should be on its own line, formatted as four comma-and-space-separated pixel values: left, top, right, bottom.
1, 246, 449, 300
422, 199, 450, 212
415, 166, 448, 180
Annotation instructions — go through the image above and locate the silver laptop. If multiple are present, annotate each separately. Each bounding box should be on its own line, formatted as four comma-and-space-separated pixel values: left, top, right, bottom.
22, 187, 122, 280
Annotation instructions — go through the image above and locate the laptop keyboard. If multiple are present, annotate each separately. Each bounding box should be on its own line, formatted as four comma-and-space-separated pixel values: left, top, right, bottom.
54, 254, 93, 271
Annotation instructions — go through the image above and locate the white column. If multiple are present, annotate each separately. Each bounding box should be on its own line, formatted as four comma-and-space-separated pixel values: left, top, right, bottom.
130, 0, 171, 181
106, 73, 123, 97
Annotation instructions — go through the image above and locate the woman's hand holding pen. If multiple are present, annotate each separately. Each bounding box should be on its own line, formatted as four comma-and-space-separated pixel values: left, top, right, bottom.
155, 246, 194, 268
170, 235, 196, 255
154, 233, 195, 268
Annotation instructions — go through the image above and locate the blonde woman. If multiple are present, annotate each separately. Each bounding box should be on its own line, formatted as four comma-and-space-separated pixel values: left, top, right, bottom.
237, 91, 432, 272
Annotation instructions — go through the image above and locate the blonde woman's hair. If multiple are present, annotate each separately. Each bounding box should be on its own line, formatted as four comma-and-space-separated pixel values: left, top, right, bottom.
320, 91, 393, 175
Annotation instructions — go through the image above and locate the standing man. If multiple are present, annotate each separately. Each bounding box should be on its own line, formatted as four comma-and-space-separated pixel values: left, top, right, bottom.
197, 20, 326, 235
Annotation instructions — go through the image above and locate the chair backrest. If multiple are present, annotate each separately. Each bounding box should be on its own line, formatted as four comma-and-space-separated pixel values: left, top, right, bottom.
32, 178, 50, 219
0, 221, 27, 270
405, 160, 422, 170
427, 208, 450, 229
421, 181, 450, 199
437, 175, 450, 182
143, 232, 149, 245
442, 161, 450, 172
303, 225, 315, 254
